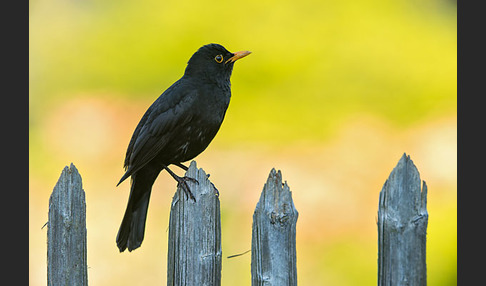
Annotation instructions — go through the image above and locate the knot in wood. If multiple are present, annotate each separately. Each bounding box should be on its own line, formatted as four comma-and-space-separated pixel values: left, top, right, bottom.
270, 210, 291, 226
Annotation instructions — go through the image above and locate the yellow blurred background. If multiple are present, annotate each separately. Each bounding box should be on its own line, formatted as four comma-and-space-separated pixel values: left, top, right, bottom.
29, 0, 456, 285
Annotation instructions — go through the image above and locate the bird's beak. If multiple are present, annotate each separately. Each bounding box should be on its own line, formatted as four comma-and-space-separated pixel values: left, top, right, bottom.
225, 50, 251, 64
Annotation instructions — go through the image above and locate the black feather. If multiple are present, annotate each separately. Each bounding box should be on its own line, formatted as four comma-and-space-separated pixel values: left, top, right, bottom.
116, 43, 250, 252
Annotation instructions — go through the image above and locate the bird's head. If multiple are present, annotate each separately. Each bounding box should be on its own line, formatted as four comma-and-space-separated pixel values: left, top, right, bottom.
184, 43, 251, 82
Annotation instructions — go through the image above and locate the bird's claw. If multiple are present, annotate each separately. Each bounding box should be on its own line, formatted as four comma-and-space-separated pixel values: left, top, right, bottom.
176, 176, 198, 202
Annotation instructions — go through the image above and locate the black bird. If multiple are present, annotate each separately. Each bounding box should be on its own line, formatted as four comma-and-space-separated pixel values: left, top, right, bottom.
116, 43, 251, 252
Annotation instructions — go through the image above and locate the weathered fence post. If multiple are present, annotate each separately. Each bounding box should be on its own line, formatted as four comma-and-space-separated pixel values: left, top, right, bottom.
47, 163, 88, 286
251, 168, 298, 286
378, 153, 428, 286
166, 161, 222, 286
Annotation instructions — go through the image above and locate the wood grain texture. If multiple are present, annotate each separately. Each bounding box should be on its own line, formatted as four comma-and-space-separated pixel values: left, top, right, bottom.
378, 153, 428, 286
166, 161, 222, 286
251, 168, 298, 286
47, 163, 88, 286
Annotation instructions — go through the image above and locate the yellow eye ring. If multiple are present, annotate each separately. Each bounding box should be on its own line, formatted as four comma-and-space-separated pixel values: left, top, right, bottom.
214, 54, 224, 63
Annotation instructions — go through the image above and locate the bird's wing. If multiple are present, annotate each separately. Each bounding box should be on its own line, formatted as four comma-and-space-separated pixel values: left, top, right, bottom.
120, 81, 197, 181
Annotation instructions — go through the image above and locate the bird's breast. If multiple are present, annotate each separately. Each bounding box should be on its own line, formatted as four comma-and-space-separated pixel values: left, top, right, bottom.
159, 81, 231, 163
171, 122, 221, 162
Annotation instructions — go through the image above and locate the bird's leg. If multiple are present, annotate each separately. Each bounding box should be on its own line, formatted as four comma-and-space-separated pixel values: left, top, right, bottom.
174, 162, 189, 171
164, 166, 198, 201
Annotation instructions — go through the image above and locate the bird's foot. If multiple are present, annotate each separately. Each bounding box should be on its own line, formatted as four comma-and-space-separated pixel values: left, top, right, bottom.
164, 166, 198, 201
176, 176, 198, 202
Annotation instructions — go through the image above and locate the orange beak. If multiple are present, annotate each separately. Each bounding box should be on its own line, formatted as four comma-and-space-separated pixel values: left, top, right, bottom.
225, 50, 252, 64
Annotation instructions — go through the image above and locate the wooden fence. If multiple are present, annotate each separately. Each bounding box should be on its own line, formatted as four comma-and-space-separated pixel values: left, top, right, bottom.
46, 153, 427, 285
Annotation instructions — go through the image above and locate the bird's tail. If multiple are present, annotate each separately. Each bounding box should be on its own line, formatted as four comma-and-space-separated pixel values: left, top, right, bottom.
116, 167, 160, 252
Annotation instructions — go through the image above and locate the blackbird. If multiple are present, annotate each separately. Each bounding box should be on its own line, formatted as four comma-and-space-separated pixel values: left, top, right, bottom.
116, 43, 251, 252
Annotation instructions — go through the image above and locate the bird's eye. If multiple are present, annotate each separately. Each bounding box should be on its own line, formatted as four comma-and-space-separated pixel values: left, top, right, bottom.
214, 55, 223, 63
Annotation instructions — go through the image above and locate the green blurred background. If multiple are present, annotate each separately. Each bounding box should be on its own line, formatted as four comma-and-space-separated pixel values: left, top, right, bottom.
29, 0, 456, 285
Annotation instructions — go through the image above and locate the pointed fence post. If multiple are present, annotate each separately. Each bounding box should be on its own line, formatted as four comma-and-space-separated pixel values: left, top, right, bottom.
378, 153, 428, 286
251, 168, 298, 286
47, 163, 88, 286
166, 161, 222, 286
